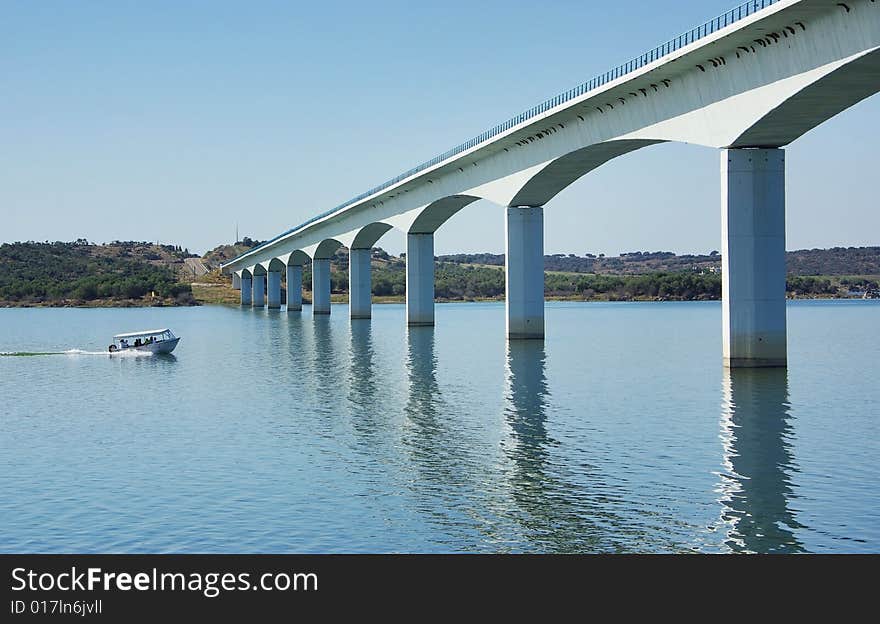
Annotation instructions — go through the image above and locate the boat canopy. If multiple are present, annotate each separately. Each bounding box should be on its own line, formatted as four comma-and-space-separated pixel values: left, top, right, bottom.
113, 329, 173, 340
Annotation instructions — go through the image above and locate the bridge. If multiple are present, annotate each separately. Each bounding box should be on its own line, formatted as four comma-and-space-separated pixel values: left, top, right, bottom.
221, 0, 880, 368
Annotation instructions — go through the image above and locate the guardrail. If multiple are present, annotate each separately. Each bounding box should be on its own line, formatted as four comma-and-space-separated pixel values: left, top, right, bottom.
228, 0, 781, 266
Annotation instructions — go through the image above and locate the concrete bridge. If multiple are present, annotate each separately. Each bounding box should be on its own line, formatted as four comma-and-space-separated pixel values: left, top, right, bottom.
222, 0, 880, 367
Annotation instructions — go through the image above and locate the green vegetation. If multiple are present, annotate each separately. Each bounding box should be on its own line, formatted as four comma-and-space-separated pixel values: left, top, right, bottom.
439, 247, 880, 277
787, 275, 878, 297
312, 254, 721, 301
545, 271, 721, 300
0, 241, 194, 306
4, 241, 878, 307
197, 246, 879, 304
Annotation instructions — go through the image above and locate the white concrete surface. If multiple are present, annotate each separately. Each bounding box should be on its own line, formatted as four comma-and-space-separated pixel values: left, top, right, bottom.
240, 276, 252, 305
267, 271, 281, 309
312, 258, 331, 315
349, 248, 372, 319
232, 272, 241, 290
286, 264, 302, 311
252, 275, 265, 308
506, 207, 545, 339
722, 148, 787, 367
406, 233, 434, 326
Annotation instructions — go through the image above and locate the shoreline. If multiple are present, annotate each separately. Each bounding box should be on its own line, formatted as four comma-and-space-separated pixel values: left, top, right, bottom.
2, 293, 877, 309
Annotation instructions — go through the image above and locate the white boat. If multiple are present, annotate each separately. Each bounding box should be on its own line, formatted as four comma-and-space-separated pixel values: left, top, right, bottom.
109, 329, 180, 354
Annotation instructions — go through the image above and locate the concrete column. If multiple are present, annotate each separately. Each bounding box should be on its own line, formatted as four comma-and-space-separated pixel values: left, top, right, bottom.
350, 248, 372, 319
505, 206, 544, 339
252, 274, 265, 308
406, 233, 434, 326
232, 273, 241, 290
267, 271, 281, 309
312, 258, 331, 315
240, 276, 252, 305
722, 148, 787, 368
286, 264, 302, 311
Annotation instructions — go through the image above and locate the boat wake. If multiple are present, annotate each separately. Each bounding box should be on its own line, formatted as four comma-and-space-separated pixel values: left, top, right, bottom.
1, 349, 156, 357
64, 348, 155, 357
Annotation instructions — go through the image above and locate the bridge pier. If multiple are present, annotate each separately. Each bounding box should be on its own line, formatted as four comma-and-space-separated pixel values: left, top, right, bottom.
506, 206, 544, 340
286, 265, 302, 311
252, 274, 265, 308
350, 248, 372, 319
406, 233, 434, 326
240, 276, 252, 305
313, 258, 331, 315
267, 271, 281, 309
232, 273, 241, 290
722, 148, 787, 368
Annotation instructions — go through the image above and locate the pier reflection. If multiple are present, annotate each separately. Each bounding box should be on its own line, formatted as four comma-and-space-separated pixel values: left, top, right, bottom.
503, 341, 551, 472
348, 320, 380, 439
718, 368, 804, 553
403, 325, 481, 530
403, 326, 445, 442
502, 341, 629, 551
310, 315, 338, 414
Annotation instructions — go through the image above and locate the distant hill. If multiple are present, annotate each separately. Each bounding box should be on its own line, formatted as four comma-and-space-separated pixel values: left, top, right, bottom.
438, 247, 880, 276
202, 238, 265, 268
3, 240, 877, 307
785, 247, 880, 276
0, 240, 196, 306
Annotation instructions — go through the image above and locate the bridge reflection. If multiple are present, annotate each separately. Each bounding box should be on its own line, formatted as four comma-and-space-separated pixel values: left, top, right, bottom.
503, 341, 551, 472
348, 320, 377, 413
502, 341, 641, 552
718, 368, 804, 553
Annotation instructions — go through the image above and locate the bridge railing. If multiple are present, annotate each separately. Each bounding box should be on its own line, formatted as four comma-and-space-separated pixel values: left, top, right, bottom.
231, 0, 781, 265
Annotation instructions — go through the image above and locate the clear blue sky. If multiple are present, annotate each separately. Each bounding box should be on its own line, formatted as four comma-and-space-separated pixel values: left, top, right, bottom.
2, 0, 877, 256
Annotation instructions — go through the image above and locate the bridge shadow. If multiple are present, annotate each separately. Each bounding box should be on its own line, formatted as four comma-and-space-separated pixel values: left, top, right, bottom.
717, 368, 805, 553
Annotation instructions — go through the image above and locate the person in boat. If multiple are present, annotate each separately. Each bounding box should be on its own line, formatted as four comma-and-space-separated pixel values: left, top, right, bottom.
134, 338, 141, 347
121, 339, 129, 349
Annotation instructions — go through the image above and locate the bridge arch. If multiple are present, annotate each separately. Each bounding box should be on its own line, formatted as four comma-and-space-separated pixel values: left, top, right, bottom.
507, 139, 664, 208
313, 238, 344, 260
406, 195, 482, 234
278, 250, 310, 266
730, 46, 880, 148
246, 264, 267, 307
263, 258, 286, 273
350, 222, 393, 250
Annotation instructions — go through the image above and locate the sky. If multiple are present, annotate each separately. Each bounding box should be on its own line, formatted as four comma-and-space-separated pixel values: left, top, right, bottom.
1, 0, 878, 256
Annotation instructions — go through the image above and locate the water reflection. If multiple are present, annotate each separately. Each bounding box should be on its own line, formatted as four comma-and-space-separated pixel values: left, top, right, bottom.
403, 326, 445, 445
718, 368, 804, 553
311, 316, 338, 416
502, 342, 629, 552
348, 320, 379, 438
504, 341, 552, 473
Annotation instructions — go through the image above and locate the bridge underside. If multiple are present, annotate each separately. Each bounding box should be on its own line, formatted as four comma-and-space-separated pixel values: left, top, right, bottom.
733, 46, 880, 147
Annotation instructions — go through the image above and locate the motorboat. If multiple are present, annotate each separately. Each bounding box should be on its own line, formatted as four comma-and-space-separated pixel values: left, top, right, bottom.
109, 329, 180, 354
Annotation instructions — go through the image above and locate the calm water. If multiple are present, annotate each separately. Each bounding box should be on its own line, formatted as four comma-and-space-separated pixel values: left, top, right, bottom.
1, 301, 877, 553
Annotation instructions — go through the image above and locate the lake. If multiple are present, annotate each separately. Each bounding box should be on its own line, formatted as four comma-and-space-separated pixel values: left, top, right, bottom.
1, 300, 877, 553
